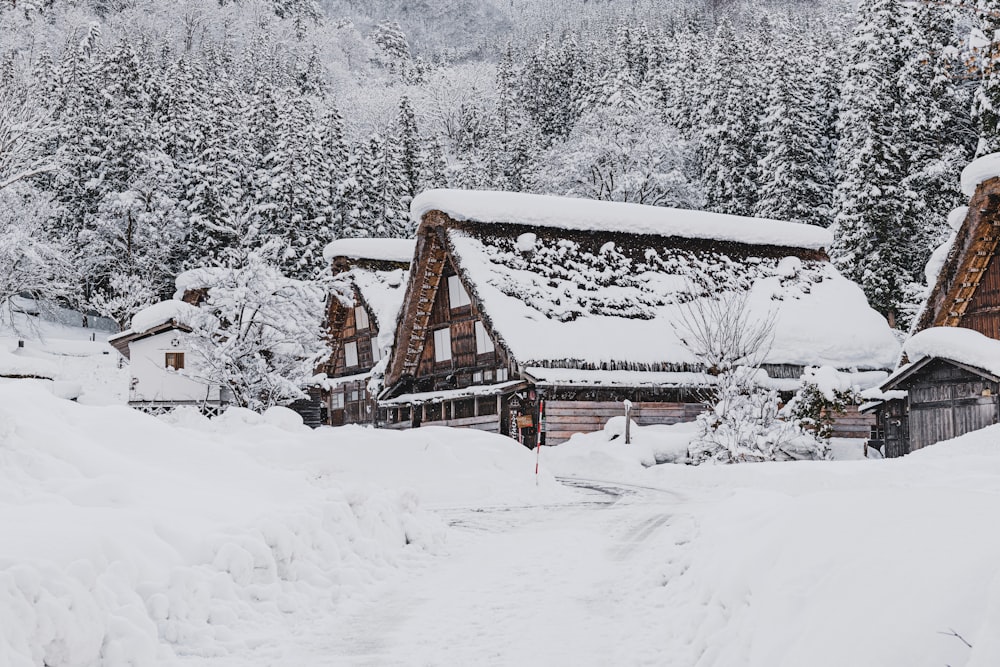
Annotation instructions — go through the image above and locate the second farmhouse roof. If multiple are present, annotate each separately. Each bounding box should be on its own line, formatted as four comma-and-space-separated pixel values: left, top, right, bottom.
387, 190, 900, 383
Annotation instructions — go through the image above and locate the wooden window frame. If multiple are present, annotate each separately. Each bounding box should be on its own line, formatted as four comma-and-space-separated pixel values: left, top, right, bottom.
475, 320, 495, 354
371, 336, 382, 363
447, 274, 471, 310
165, 352, 185, 370
434, 327, 452, 362
344, 341, 359, 368
355, 305, 370, 331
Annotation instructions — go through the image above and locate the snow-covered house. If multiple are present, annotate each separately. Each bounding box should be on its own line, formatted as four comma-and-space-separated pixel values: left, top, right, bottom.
867, 158, 1000, 457
319, 238, 414, 426
108, 300, 227, 415
378, 190, 900, 446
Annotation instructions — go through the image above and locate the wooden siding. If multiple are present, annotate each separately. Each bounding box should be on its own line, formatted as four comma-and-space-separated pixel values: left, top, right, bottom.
904, 360, 999, 452
829, 405, 876, 439
543, 400, 704, 445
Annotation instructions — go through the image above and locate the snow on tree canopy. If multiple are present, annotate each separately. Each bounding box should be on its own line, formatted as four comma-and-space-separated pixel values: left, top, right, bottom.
115, 300, 199, 337
961, 153, 1000, 197
442, 223, 899, 372
412, 189, 834, 250
322, 238, 416, 264
903, 327, 1000, 378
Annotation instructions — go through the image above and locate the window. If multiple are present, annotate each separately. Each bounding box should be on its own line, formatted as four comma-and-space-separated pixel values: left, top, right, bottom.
355, 306, 370, 331
165, 352, 185, 370
434, 327, 452, 362
350, 390, 360, 401
330, 393, 344, 409
497, 368, 509, 382
371, 336, 382, 363
473, 371, 483, 383
475, 321, 495, 354
448, 275, 471, 309
344, 341, 359, 367
484, 369, 494, 381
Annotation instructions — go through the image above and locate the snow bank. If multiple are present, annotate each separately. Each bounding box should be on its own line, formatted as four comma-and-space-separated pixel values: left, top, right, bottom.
0, 384, 566, 665
903, 326, 1000, 376
322, 237, 415, 264
961, 152, 1000, 196
567, 424, 1000, 667
545, 419, 698, 479
412, 189, 833, 250
0, 346, 58, 378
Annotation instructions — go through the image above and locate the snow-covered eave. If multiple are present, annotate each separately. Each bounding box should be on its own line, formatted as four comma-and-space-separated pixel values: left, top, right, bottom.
323, 238, 416, 264
379, 380, 526, 407
412, 189, 832, 251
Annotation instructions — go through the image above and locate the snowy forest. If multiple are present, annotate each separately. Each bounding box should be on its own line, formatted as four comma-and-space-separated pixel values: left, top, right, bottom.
0, 0, 997, 330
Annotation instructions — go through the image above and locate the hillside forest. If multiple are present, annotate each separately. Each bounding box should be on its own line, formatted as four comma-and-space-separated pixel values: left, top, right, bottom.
0, 0, 997, 330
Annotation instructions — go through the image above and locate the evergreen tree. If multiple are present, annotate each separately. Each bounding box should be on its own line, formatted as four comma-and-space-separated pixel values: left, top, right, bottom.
831, 0, 910, 326
396, 96, 423, 200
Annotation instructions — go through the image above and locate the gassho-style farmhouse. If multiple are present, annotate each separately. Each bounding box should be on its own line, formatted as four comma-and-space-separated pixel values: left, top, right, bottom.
109, 170, 1000, 454
318, 190, 899, 446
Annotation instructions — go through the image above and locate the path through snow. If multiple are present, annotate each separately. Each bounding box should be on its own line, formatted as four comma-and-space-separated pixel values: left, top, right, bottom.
184, 478, 694, 666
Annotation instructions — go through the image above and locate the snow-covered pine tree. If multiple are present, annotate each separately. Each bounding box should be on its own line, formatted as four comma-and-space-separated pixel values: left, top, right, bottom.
974, 0, 1000, 155
396, 96, 423, 200
754, 39, 835, 227
700, 19, 764, 217
831, 0, 910, 326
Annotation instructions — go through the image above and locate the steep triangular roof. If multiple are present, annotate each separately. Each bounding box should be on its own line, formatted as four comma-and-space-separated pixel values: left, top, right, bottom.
914, 176, 1000, 333
384, 191, 900, 390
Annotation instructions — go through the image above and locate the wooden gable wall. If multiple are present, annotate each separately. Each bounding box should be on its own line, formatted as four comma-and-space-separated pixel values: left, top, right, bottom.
412, 260, 510, 392
920, 177, 1000, 334
324, 292, 379, 378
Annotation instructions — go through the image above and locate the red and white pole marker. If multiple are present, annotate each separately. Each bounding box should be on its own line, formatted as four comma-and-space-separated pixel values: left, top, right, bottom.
535, 399, 545, 482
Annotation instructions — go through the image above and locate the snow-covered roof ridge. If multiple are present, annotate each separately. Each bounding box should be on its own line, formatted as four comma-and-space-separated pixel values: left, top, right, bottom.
323, 238, 416, 264
960, 152, 1000, 197
412, 189, 833, 251
112, 300, 199, 340
903, 326, 1000, 378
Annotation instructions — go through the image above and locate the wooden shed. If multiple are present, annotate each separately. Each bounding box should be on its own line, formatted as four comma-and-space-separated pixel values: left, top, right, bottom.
378, 190, 900, 446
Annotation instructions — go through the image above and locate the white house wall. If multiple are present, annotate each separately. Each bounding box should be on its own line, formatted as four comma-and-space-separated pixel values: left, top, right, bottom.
128, 331, 220, 404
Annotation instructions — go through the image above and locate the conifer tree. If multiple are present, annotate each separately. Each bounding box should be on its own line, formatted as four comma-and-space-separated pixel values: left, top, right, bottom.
831, 0, 910, 326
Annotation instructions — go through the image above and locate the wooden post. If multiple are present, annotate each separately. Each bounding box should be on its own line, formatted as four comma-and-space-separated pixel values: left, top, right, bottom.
624, 399, 633, 444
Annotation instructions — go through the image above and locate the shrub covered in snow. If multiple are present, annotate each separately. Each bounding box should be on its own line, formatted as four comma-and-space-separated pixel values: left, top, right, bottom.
676, 290, 829, 464
787, 366, 863, 442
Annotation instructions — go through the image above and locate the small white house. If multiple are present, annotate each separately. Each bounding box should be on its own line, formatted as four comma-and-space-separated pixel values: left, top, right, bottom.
108, 300, 227, 415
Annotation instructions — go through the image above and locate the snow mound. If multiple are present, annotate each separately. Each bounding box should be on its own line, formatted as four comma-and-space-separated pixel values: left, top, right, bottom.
412, 189, 833, 250
0, 347, 58, 378
904, 326, 1000, 376
322, 237, 416, 264
961, 152, 1000, 196
0, 384, 568, 664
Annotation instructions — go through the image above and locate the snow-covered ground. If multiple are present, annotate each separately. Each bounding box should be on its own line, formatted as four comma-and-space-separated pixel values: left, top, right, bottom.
2, 320, 999, 666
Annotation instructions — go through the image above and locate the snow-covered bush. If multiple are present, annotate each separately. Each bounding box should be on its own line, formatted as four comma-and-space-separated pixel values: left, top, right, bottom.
688, 369, 829, 464
676, 290, 828, 464
787, 366, 863, 442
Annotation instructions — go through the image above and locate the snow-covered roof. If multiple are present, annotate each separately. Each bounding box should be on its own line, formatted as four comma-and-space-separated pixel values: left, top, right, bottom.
445, 228, 900, 372
323, 238, 416, 264
960, 152, 1000, 196
333, 265, 410, 356
111, 300, 198, 342
0, 348, 57, 379
903, 326, 1000, 378
412, 189, 833, 250
380, 380, 524, 406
